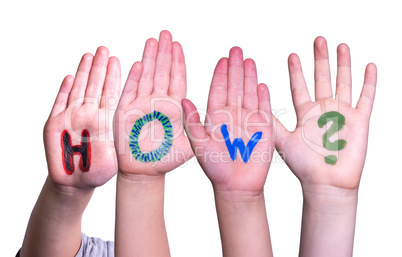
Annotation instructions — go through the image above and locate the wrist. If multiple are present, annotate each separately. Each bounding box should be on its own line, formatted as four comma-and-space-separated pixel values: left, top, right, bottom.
118, 170, 166, 183
26, 177, 93, 232
117, 170, 166, 195
214, 188, 265, 205
46, 177, 94, 204
301, 184, 358, 215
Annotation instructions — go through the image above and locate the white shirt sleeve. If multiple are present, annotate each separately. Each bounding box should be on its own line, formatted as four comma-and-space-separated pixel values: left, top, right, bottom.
75, 233, 114, 257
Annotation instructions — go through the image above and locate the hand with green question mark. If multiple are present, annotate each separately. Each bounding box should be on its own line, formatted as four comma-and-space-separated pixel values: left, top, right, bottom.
273, 37, 377, 257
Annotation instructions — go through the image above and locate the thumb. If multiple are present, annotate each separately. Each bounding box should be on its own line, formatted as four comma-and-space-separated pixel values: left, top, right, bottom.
271, 114, 289, 153
181, 99, 208, 148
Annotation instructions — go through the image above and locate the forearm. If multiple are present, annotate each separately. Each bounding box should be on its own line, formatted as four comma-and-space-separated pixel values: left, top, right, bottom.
20, 176, 93, 257
214, 189, 273, 257
299, 184, 358, 257
115, 172, 170, 257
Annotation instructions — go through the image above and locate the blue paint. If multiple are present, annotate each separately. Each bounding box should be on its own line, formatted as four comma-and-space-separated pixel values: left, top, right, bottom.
129, 111, 173, 163
220, 124, 262, 163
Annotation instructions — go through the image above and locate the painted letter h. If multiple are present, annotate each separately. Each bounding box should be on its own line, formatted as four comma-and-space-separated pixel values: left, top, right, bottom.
61, 130, 91, 175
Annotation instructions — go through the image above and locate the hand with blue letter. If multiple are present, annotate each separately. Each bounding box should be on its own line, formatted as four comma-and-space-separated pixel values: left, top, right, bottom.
182, 47, 274, 257
182, 47, 274, 193
220, 123, 262, 163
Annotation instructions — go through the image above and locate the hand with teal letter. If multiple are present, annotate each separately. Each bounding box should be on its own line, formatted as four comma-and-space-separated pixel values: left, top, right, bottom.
20, 47, 121, 257
114, 30, 192, 176
182, 47, 274, 257
114, 31, 192, 257
274, 37, 377, 257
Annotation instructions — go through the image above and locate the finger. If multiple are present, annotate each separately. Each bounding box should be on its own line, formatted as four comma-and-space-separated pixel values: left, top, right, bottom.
335, 43, 352, 105
356, 63, 377, 118
206, 57, 229, 112
182, 99, 208, 147
257, 83, 272, 123
100, 56, 121, 110
271, 114, 290, 153
137, 38, 158, 96
314, 36, 333, 100
153, 30, 173, 94
49, 75, 74, 118
288, 53, 312, 110
118, 61, 143, 107
243, 58, 259, 110
68, 53, 93, 105
168, 41, 187, 99
227, 47, 244, 106
84, 46, 110, 101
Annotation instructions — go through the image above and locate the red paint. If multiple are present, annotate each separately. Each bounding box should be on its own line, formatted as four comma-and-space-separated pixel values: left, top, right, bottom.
61, 129, 91, 175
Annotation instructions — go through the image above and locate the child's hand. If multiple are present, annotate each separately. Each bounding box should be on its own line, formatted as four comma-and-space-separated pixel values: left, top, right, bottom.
114, 31, 189, 257
182, 47, 274, 257
275, 37, 377, 257
182, 47, 274, 194
44, 46, 120, 191
114, 30, 192, 177
23, 47, 120, 257
274, 37, 377, 192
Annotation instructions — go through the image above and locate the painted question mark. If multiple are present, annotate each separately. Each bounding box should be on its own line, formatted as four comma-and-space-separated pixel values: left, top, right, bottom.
317, 111, 347, 165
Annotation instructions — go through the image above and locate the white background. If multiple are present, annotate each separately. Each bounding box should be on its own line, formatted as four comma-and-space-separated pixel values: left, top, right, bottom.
1, 0, 401, 256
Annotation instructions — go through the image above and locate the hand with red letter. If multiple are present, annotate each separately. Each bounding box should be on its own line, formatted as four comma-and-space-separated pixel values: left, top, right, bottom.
274, 37, 377, 257
43, 46, 120, 190
20, 47, 120, 257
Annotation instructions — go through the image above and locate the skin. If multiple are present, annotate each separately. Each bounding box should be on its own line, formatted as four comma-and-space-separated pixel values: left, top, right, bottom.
114, 30, 193, 257
274, 37, 377, 257
20, 46, 121, 257
182, 47, 274, 257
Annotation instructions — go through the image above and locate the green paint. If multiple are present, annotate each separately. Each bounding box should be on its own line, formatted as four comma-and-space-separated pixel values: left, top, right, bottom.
129, 111, 173, 162
317, 111, 347, 165
325, 155, 338, 165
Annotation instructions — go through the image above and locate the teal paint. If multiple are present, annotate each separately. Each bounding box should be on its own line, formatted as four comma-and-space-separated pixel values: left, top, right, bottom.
129, 111, 173, 162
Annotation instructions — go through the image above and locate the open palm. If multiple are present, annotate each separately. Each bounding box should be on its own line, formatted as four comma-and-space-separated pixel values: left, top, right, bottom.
274, 37, 377, 190
182, 47, 274, 192
44, 47, 120, 190
114, 31, 192, 176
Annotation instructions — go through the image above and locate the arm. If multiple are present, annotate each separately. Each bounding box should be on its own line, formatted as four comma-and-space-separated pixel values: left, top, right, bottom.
115, 174, 169, 257
274, 37, 377, 256
299, 186, 358, 257
214, 190, 272, 257
182, 47, 274, 257
20, 178, 93, 257
20, 47, 121, 257
113, 30, 192, 257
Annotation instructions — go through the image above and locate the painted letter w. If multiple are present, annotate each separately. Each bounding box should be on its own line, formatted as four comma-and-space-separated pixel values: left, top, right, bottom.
220, 124, 262, 163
